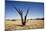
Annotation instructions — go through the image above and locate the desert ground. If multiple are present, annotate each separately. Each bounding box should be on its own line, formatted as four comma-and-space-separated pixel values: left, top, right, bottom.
5, 19, 44, 31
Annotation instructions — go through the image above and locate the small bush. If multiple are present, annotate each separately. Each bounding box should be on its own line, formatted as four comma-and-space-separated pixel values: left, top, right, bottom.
11, 19, 16, 21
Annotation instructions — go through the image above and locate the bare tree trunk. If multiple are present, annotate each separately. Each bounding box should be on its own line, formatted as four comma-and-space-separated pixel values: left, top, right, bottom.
23, 16, 26, 26
20, 15, 26, 26
21, 15, 26, 26
21, 15, 24, 26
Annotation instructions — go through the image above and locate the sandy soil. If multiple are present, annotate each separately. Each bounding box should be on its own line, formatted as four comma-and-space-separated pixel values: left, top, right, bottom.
5, 20, 44, 31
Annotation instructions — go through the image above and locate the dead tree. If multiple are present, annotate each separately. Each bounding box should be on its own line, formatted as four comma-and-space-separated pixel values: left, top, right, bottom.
14, 7, 29, 26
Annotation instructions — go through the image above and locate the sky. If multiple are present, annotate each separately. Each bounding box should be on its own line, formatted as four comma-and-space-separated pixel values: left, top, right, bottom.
5, 1, 44, 19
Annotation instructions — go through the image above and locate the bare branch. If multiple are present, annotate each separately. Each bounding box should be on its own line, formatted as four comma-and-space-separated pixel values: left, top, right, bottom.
14, 7, 19, 13
25, 8, 29, 17
14, 7, 23, 16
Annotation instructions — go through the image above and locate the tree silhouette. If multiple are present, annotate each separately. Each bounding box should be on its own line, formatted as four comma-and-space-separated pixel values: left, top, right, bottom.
14, 7, 29, 26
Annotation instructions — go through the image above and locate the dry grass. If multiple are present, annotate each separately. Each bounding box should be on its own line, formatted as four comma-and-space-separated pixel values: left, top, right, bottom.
5, 20, 44, 31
